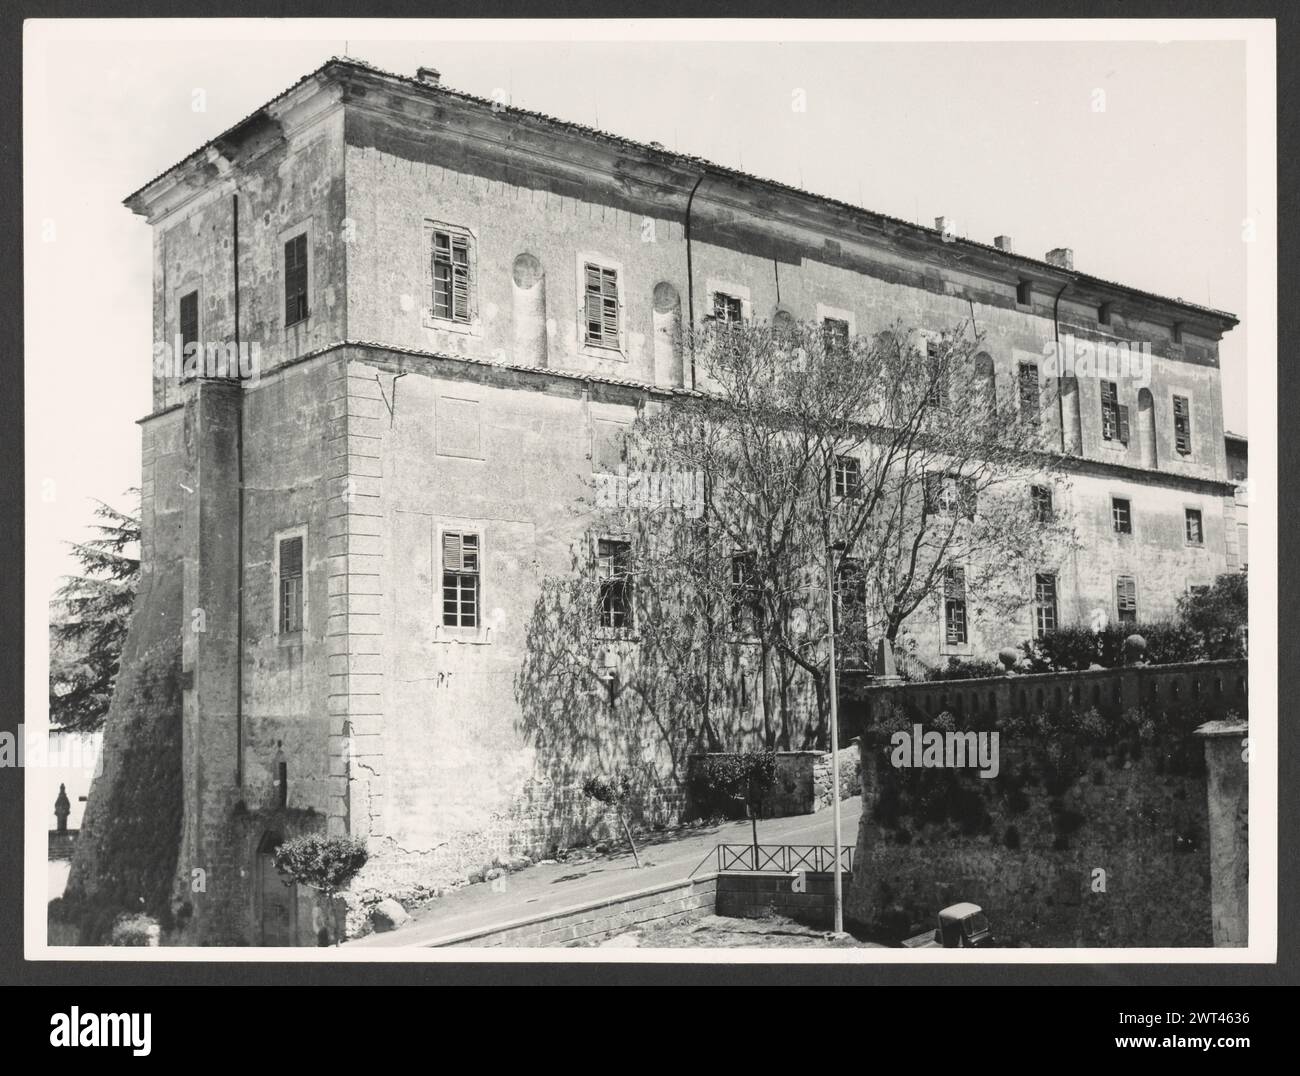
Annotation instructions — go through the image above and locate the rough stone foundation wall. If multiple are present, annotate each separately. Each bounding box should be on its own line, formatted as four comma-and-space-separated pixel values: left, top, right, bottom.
848, 732, 1214, 946
813, 743, 862, 811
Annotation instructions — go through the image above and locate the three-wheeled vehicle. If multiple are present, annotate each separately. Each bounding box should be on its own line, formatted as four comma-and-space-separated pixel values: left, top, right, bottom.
902, 902, 995, 948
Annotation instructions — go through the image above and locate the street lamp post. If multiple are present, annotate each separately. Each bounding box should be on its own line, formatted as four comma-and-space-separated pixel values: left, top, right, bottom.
824, 504, 845, 934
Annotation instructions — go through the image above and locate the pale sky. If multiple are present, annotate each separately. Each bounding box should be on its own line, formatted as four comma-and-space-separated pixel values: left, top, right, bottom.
25, 24, 1252, 606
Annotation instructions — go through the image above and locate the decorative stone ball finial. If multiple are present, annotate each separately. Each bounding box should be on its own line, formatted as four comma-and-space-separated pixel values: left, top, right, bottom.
1123, 634, 1148, 665
998, 648, 1019, 676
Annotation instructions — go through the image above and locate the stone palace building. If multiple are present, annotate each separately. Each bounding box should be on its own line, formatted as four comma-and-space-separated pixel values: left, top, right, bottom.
69, 58, 1241, 944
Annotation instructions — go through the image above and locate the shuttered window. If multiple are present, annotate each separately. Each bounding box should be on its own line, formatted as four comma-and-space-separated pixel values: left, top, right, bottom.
597, 538, 633, 629
1034, 573, 1057, 637
284, 234, 309, 326
432, 227, 473, 323
1116, 575, 1138, 625
1101, 380, 1129, 443
1185, 508, 1204, 545
1173, 395, 1192, 455
442, 531, 480, 627
730, 552, 760, 632
179, 290, 199, 356
585, 264, 620, 347
1018, 362, 1041, 423
279, 536, 304, 634
944, 566, 967, 645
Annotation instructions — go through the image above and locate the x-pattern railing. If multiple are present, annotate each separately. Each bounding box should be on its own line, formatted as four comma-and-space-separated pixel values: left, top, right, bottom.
715, 844, 854, 873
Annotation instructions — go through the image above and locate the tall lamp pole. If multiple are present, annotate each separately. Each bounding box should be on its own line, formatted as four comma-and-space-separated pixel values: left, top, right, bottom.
824, 484, 845, 934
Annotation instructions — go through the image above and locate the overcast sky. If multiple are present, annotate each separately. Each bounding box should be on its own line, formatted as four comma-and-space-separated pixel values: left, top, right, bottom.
25, 24, 1252, 605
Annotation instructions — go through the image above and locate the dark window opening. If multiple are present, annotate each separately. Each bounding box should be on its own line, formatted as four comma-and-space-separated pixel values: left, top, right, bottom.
1173, 395, 1192, 455
1185, 508, 1203, 545
1111, 497, 1132, 535
925, 340, 947, 408
822, 317, 849, 353
284, 233, 309, 326
179, 290, 199, 362
1016, 280, 1033, 305
925, 471, 976, 519
1031, 484, 1054, 523
944, 566, 967, 645
713, 292, 744, 328
730, 552, 761, 633
1018, 362, 1041, 423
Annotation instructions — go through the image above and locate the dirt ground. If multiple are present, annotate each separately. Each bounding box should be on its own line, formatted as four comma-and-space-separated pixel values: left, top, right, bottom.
573, 913, 886, 948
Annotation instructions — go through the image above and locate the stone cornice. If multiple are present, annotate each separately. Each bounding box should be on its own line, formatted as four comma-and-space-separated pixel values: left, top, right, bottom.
124, 58, 1239, 340
136, 339, 1237, 496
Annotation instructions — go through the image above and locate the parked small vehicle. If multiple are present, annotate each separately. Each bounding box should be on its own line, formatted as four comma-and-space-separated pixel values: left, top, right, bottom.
902, 903, 995, 948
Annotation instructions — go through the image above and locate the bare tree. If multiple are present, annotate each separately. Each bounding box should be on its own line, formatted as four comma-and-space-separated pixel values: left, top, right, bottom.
628, 319, 1077, 747
517, 317, 1076, 776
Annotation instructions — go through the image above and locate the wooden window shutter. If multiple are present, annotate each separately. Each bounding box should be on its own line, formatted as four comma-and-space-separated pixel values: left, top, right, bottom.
601, 267, 619, 340
442, 531, 461, 571
280, 537, 303, 578
584, 265, 604, 342
1117, 404, 1131, 444
179, 291, 199, 352
452, 234, 471, 321
443, 531, 480, 573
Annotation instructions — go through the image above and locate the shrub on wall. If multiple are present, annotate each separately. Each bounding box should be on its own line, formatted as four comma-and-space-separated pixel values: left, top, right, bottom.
1177, 573, 1248, 659
924, 657, 1005, 681
1023, 611, 1244, 672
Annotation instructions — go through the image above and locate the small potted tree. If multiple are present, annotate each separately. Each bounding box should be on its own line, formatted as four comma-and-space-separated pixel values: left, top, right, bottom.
581, 771, 642, 868
271, 834, 369, 945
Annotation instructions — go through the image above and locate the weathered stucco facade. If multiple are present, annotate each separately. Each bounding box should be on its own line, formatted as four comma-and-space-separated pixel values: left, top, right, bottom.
84, 58, 1240, 943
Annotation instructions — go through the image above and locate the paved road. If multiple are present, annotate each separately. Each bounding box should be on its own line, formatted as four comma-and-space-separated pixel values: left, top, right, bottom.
348, 799, 862, 947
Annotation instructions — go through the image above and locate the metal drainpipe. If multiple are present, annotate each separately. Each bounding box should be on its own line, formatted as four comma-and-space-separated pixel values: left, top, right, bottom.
233, 190, 245, 792
1052, 279, 1071, 454
1050, 277, 1084, 627
684, 172, 707, 390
